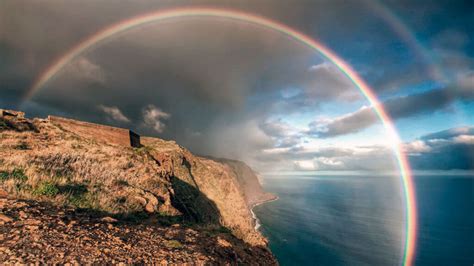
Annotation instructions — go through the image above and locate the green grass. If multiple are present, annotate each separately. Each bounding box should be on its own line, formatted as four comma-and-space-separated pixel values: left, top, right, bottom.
0, 168, 28, 182
58, 183, 94, 208
10, 169, 28, 182
0, 120, 8, 129
32, 181, 59, 197
68, 193, 94, 208
0, 171, 9, 181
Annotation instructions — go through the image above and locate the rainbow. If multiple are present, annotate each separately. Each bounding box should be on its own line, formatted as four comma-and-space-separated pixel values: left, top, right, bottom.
365, 0, 446, 84
23, 7, 417, 265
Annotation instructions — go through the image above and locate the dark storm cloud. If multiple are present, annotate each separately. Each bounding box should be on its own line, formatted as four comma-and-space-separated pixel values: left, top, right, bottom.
405, 126, 474, 170
1, 0, 368, 167
1, 0, 473, 172
0, 0, 362, 103
309, 75, 474, 138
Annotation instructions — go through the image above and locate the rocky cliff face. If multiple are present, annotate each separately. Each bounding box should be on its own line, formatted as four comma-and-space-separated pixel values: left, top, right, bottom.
210, 158, 278, 207
0, 111, 277, 264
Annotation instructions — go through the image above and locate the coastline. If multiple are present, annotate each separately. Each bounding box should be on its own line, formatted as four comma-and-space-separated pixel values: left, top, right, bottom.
250, 194, 279, 230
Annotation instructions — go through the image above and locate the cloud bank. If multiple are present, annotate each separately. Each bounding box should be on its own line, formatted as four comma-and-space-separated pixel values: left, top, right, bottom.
406, 126, 474, 170
309, 74, 474, 138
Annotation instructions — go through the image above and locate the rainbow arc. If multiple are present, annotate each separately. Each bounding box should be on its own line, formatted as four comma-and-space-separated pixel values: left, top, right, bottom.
23, 8, 417, 265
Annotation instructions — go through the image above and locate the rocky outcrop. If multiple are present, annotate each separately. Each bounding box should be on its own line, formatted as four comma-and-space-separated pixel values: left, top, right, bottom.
141, 137, 266, 245
0, 111, 277, 263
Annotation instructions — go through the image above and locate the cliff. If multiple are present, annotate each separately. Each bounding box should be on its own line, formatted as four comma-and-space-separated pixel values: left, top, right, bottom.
207, 157, 277, 207
0, 110, 277, 264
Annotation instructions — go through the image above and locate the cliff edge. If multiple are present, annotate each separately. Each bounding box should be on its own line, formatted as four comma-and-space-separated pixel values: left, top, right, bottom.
207, 157, 277, 207
0, 110, 277, 264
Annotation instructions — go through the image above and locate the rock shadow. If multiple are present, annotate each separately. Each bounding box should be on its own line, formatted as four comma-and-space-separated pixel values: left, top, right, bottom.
169, 175, 221, 225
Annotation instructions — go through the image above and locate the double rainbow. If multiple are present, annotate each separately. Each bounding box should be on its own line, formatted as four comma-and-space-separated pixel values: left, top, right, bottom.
23, 8, 417, 266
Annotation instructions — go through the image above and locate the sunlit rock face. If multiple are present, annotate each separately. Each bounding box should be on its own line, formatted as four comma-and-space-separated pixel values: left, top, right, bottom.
208, 157, 278, 207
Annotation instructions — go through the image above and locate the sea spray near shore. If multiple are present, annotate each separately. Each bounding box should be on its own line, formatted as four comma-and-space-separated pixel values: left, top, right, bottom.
251, 196, 279, 231
251, 207, 261, 230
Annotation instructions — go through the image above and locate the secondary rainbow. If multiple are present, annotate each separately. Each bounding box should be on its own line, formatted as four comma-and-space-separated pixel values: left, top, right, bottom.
23, 7, 417, 265
366, 0, 446, 84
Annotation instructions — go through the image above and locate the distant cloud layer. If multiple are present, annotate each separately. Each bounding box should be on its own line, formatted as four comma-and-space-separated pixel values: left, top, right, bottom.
252, 126, 474, 171
309, 74, 474, 138
254, 144, 398, 172
406, 126, 474, 170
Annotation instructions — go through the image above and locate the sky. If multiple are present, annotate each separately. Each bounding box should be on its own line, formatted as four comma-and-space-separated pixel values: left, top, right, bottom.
1, 0, 473, 172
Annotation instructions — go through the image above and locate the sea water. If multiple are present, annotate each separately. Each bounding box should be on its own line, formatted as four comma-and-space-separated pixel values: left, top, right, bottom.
253, 174, 473, 265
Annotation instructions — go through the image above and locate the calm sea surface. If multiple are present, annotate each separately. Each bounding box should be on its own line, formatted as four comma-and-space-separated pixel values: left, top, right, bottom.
254, 175, 473, 265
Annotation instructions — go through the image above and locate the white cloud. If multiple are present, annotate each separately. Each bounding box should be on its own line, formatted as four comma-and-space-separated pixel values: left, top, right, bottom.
252, 139, 397, 172
453, 134, 474, 144
98, 105, 130, 123
142, 105, 170, 133
315, 157, 344, 167
403, 140, 432, 154
294, 160, 316, 171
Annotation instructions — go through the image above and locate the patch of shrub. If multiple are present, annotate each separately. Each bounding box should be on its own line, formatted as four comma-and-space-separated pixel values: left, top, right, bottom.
116, 196, 127, 204
10, 169, 28, 182
56, 183, 94, 208
71, 143, 83, 149
121, 161, 134, 170
16, 183, 32, 192
113, 179, 129, 187
33, 181, 59, 197
30, 154, 76, 177
0, 168, 28, 182
72, 193, 96, 209
68, 193, 94, 208
58, 183, 88, 195
0, 171, 9, 181
134, 146, 152, 156
14, 142, 29, 150
0, 120, 8, 129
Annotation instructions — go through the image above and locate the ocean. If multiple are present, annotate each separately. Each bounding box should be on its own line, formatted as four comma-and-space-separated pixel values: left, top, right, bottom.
253, 174, 473, 265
